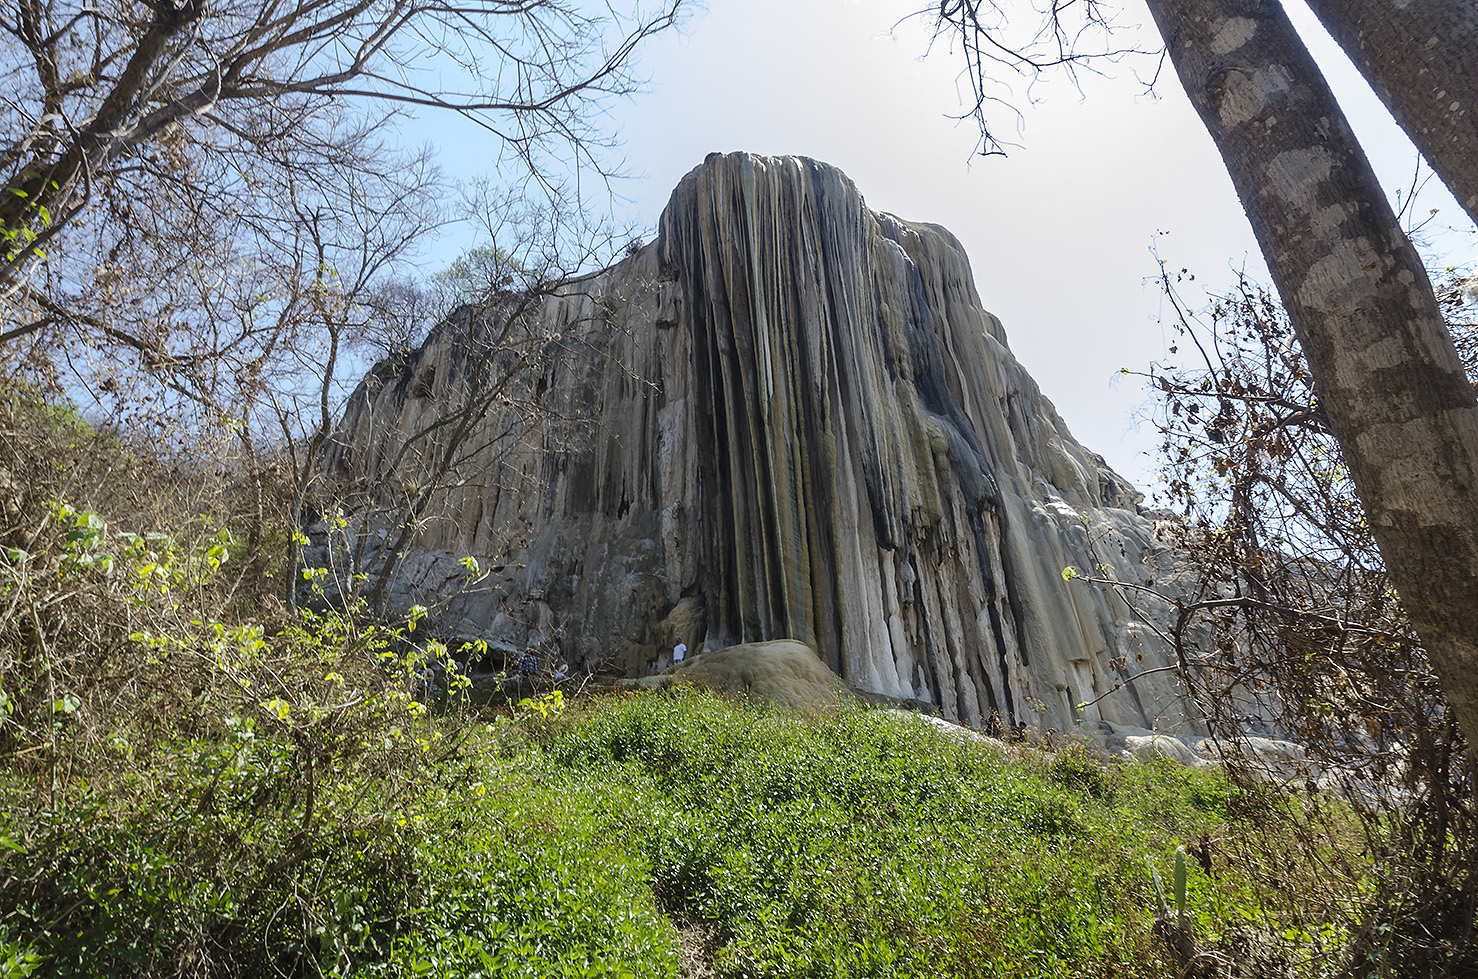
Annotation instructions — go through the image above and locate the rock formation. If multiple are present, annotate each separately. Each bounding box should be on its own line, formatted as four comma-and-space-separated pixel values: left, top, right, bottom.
317, 152, 1202, 741
619, 639, 845, 713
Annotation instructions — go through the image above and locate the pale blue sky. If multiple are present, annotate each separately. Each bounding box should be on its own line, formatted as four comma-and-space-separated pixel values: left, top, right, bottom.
400, 0, 1476, 493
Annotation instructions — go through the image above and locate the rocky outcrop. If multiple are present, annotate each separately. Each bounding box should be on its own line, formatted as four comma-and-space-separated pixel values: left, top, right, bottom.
317, 152, 1201, 739
619, 639, 843, 712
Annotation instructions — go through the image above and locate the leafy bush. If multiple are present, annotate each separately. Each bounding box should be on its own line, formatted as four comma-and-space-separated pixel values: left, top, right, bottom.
1046, 741, 1111, 799
383, 780, 680, 978
1, 659, 1375, 979
0, 457, 485, 975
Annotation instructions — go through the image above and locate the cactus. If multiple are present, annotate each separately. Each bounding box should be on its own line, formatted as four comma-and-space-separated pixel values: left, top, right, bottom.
1149, 847, 1199, 967
1173, 845, 1188, 921
1148, 857, 1169, 918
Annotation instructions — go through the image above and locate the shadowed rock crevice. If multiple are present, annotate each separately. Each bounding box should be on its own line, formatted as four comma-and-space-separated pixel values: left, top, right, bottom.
320, 151, 1200, 739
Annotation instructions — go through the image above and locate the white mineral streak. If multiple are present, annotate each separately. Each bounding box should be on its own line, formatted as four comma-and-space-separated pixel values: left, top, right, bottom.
323, 153, 1202, 739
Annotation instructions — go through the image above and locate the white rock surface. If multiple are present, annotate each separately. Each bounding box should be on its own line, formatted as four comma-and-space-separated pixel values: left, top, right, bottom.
619, 638, 842, 711
1122, 734, 1213, 768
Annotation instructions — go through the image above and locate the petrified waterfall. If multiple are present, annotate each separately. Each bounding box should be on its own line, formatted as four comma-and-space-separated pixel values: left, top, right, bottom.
321, 152, 1199, 739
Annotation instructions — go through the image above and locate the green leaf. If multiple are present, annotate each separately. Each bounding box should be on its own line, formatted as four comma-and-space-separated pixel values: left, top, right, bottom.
260, 697, 292, 721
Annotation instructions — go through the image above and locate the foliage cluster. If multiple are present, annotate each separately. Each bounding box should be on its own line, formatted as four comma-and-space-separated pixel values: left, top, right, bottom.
4, 667, 1379, 979
1137, 267, 1478, 976
539, 691, 1377, 979
0, 388, 481, 977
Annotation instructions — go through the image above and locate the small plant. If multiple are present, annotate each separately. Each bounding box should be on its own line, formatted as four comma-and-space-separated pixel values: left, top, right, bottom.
1048, 742, 1111, 798
1174, 844, 1189, 922
55, 503, 112, 576
1149, 845, 1201, 969
518, 689, 565, 721
1147, 845, 1191, 924
0, 935, 43, 978
1149, 856, 1169, 918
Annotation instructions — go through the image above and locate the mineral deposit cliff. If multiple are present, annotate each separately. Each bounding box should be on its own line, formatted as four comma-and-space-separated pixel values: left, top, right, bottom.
318, 152, 1201, 740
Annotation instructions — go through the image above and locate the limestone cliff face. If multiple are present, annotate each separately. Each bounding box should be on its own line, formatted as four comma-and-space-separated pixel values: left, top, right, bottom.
320, 152, 1198, 738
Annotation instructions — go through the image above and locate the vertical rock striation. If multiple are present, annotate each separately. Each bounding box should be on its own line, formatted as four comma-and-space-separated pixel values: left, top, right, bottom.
321, 152, 1199, 739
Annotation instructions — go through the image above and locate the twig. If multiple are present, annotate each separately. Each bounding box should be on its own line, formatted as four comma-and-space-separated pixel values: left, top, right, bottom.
1076, 664, 1182, 711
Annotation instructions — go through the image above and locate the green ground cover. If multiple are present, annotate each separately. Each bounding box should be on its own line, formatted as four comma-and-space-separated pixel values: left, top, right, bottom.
1, 682, 1368, 978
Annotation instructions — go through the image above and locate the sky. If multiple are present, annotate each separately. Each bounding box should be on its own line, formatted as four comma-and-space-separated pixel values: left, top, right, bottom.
405, 0, 1477, 494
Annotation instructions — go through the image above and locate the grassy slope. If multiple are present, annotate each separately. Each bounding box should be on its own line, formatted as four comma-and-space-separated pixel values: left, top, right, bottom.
2, 684, 1367, 978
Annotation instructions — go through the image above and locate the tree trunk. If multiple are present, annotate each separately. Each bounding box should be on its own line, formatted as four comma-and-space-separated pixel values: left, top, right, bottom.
1143, 0, 1478, 749
1302, 0, 1478, 227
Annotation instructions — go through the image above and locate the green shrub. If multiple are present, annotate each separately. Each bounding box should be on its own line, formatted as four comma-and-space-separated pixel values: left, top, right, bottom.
1047, 742, 1112, 799
528, 689, 1350, 978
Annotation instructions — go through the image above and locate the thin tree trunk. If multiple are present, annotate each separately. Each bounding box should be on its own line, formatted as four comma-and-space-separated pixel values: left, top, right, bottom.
237, 423, 269, 583
1302, 0, 1478, 227
1143, 0, 1478, 749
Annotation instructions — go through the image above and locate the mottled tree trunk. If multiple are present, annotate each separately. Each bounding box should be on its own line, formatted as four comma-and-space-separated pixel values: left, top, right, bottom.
1302, 0, 1478, 226
1143, 0, 1478, 748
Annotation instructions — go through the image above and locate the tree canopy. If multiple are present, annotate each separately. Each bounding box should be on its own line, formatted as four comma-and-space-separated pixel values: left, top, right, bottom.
0, 1, 682, 417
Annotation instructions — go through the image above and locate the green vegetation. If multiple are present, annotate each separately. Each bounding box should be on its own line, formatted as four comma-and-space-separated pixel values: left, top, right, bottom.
2, 656, 1372, 979
0, 390, 1377, 977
